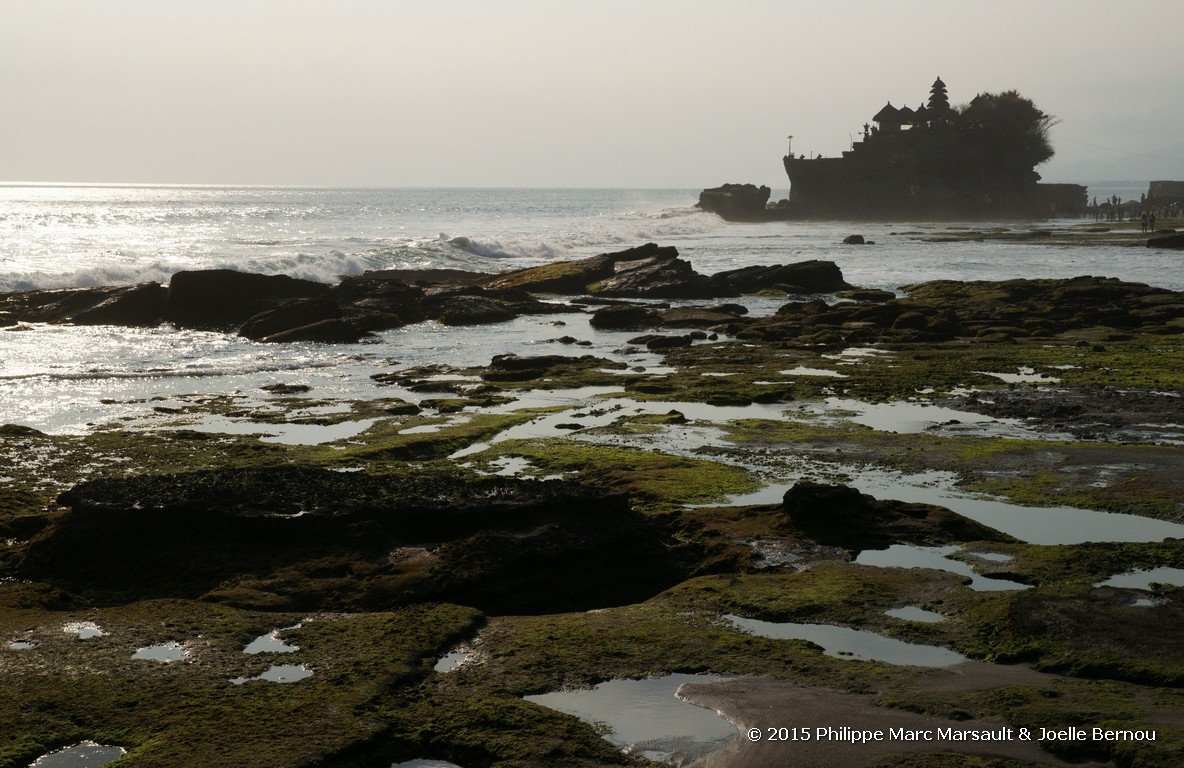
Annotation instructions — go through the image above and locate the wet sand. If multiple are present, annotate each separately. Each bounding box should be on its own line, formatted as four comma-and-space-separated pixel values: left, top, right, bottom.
680, 663, 1110, 768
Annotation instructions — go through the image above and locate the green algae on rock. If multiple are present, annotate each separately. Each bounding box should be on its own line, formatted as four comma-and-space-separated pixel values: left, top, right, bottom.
3, 271, 1183, 767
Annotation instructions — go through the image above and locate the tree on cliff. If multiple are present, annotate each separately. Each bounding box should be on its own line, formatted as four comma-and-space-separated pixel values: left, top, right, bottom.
957, 91, 1059, 185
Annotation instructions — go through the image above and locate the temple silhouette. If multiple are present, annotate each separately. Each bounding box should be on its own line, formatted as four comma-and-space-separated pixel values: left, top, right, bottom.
784, 78, 1086, 218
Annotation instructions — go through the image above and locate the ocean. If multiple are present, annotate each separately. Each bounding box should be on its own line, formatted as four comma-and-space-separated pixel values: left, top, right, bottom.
1, 183, 1177, 434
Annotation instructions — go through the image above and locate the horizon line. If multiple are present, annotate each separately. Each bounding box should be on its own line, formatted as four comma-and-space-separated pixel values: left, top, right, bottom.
0, 179, 1159, 191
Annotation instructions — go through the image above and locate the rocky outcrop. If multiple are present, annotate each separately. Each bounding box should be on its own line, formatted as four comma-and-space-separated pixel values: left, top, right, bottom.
480, 353, 627, 382
593, 252, 714, 299
21, 468, 687, 614
696, 183, 774, 222
237, 296, 344, 340
781, 481, 1011, 551
236, 273, 577, 341
1147, 233, 1184, 249
0, 244, 854, 341
164, 269, 331, 331
484, 243, 678, 294
709, 260, 851, 295
434, 295, 519, 325
0, 283, 167, 326
487, 243, 849, 300
258, 317, 377, 344
904, 276, 1184, 334
588, 303, 665, 330
741, 275, 1184, 345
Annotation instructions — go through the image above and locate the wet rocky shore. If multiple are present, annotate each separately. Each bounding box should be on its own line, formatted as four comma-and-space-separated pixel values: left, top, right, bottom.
2, 239, 1183, 768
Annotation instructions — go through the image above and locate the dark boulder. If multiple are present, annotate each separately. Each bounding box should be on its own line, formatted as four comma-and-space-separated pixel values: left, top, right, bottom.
658, 306, 748, 329
842, 234, 866, 245
165, 269, 330, 331
838, 288, 896, 303
589, 303, 664, 330
781, 481, 1010, 552
697, 183, 773, 222
1147, 233, 1184, 249
435, 295, 518, 325
481, 353, 626, 382
0, 283, 166, 326
330, 275, 429, 324
644, 334, 694, 350
238, 297, 343, 340
259, 318, 375, 344
891, 310, 930, 331
593, 255, 713, 299
708, 260, 852, 295
69, 283, 168, 326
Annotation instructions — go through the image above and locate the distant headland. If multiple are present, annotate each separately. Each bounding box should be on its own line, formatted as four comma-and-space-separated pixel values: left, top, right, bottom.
702, 78, 1105, 221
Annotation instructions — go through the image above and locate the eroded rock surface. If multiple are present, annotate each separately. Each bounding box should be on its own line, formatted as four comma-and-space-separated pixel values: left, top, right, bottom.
742, 275, 1184, 345
21, 468, 686, 614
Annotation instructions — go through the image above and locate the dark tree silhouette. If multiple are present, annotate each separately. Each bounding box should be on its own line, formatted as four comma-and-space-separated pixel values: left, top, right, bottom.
958, 90, 1058, 169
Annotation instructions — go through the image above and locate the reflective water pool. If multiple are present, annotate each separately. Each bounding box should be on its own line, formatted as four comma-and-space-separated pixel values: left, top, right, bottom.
1097, 566, 1184, 591
725, 614, 966, 667
132, 642, 188, 662
433, 651, 471, 673
229, 664, 313, 685
62, 621, 106, 640
28, 742, 125, 768
525, 673, 737, 763
885, 606, 947, 623
243, 626, 301, 654
856, 544, 1031, 591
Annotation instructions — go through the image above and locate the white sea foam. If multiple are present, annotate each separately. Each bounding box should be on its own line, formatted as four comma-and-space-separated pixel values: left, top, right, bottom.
0, 187, 723, 291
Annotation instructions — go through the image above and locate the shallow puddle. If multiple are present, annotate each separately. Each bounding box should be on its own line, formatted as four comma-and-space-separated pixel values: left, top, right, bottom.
452, 395, 789, 459
8, 640, 36, 650
28, 742, 125, 768
477, 456, 534, 476
855, 544, 1031, 591
885, 606, 946, 623
525, 673, 737, 763
699, 464, 1184, 548
780, 366, 847, 378
433, 651, 471, 673
823, 346, 892, 361
167, 416, 377, 445
132, 642, 188, 662
230, 664, 313, 685
62, 621, 106, 640
390, 760, 464, 768
820, 397, 1044, 438
977, 367, 1060, 384
243, 627, 300, 654
726, 614, 966, 667
851, 469, 1184, 545
964, 551, 1013, 563
1097, 566, 1184, 591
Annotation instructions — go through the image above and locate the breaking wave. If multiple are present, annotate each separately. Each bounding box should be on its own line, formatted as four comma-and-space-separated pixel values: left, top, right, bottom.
0, 187, 717, 292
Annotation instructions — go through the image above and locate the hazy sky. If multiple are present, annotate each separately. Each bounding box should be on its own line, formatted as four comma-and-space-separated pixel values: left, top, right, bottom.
3, 0, 1182, 188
